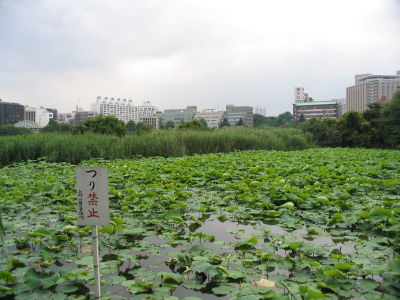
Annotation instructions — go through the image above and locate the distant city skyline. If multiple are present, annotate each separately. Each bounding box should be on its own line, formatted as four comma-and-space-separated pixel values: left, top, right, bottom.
1, 0, 399, 115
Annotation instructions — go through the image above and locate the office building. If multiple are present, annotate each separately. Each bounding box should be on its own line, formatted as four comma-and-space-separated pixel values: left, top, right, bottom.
0, 100, 25, 125
225, 105, 253, 126
346, 71, 400, 113
194, 110, 226, 128
161, 106, 197, 126
293, 101, 340, 121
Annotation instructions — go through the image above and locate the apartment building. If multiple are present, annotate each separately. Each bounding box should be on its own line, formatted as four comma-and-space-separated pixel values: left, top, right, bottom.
91, 96, 157, 123
346, 71, 400, 113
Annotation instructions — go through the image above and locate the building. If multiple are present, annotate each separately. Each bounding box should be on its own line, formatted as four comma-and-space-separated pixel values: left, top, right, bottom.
0, 100, 25, 125
225, 105, 254, 126
161, 106, 197, 126
46, 108, 58, 121
294, 87, 310, 102
194, 110, 226, 128
139, 115, 161, 129
36, 107, 54, 127
24, 106, 37, 122
71, 110, 98, 125
91, 96, 157, 123
293, 101, 340, 121
254, 106, 267, 117
58, 113, 73, 124
346, 71, 400, 113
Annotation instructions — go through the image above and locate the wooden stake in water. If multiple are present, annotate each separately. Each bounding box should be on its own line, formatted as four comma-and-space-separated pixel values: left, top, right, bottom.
92, 226, 101, 299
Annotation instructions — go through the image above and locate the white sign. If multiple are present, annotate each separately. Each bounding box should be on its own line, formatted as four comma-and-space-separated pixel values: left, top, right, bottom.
76, 166, 109, 226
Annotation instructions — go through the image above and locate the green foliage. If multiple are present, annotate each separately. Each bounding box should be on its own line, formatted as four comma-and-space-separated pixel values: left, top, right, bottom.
83, 115, 127, 136
0, 124, 32, 136
300, 118, 340, 147
379, 90, 400, 147
236, 118, 244, 126
177, 119, 208, 130
253, 114, 268, 127
300, 93, 400, 148
164, 120, 175, 129
0, 127, 311, 166
126, 120, 136, 132
0, 148, 399, 298
219, 118, 230, 128
41, 119, 74, 133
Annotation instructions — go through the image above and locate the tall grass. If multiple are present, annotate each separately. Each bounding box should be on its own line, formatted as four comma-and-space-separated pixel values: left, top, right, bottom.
0, 127, 312, 166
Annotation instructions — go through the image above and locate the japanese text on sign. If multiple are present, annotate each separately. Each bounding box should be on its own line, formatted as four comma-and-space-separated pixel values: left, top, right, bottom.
76, 166, 109, 226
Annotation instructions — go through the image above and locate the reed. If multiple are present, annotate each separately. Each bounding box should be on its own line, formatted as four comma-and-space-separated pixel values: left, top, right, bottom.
0, 127, 312, 166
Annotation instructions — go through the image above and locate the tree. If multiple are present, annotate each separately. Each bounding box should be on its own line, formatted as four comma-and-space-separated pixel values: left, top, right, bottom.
177, 119, 208, 130
126, 120, 136, 133
164, 120, 175, 129
379, 90, 400, 147
236, 118, 244, 126
42, 119, 74, 133
83, 115, 127, 136
362, 103, 383, 147
219, 118, 230, 128
301, 117, 340, 147
135, 122, 152, 135
298, 114, 306, 123
253, 114, 268, 127
0, 124, 31, 136
338, 111, 367, 147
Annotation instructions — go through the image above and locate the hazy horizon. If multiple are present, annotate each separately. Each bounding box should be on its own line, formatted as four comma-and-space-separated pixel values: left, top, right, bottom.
1, 0, 399, 115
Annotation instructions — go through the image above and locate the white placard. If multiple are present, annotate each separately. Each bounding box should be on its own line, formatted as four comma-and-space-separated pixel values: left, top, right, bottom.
76, 166, 109, 226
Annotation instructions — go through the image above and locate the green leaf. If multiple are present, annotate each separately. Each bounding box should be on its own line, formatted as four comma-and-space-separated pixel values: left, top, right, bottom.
23, 268, 59, 291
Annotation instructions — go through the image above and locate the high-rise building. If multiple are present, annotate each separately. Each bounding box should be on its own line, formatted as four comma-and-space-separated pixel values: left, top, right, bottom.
346, 71, 400, 113
91, 96, 157, 123
0, 100, 25, 125
225, 105, 253, 126
254, 106, 267, 117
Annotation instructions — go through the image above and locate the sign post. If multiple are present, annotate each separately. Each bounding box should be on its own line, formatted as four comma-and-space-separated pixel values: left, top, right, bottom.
76, 167, 109, 299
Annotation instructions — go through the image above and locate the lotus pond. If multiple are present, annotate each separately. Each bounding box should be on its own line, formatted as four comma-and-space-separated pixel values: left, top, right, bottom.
0, 148, 400, 300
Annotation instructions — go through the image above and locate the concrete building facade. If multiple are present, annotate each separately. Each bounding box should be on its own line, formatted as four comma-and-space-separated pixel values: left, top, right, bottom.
161, 106, 197, 126
91, 96, 158, 123
194, 110, 226, 128
24, 106, 37, 122
293, 101, 340, 121
0, 100, 25, 125
36, 107, 54, 127
225, 105, 253, 126
346, 71, 400, 113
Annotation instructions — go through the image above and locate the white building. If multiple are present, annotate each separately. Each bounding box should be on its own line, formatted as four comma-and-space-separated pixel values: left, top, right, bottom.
254, 106, 267, 116
36, 107, 54, 127
194, 110, 226, 128
91, 96, 157, 123
346, 71, 400, 113
294, 87, 310, 102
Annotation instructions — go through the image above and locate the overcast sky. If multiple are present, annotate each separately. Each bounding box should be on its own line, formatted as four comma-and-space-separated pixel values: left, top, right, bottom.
1, 0, 399, 115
